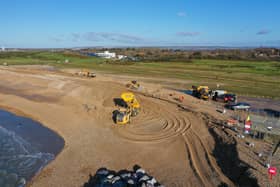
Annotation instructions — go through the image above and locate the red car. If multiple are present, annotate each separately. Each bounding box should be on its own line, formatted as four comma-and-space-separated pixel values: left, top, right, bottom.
214, 94, 237, 103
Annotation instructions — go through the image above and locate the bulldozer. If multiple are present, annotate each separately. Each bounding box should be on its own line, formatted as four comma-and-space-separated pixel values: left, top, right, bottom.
126, 80, 140, 90
115, 92, 140, 125
192, 85, 210, 100
76, 69, 96, 78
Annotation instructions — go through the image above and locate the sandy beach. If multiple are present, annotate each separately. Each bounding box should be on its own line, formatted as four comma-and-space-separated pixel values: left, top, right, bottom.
0, 66, 278, 187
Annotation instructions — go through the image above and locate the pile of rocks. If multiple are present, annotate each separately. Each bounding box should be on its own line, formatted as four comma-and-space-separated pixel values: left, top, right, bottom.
84, 165, 164, 187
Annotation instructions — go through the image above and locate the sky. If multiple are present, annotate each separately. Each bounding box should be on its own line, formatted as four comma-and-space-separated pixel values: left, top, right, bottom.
0, 0, 279, 48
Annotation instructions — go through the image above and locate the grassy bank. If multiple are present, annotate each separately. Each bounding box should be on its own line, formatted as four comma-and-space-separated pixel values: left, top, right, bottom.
1, 51, 279, 98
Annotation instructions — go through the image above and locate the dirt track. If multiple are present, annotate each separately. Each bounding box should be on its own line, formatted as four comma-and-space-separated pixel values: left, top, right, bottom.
0, 66, 278, 187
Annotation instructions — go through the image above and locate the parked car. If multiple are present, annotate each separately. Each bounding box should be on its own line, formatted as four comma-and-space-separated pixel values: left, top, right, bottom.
226, 102, 251, 110
214, 94, 237, 103
211, 90, 227, 97
224, 94, 237, 103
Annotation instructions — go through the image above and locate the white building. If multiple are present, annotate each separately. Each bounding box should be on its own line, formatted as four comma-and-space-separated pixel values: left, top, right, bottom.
95, 51, 116, 59
117, 55, 127, 60
1, 46, 5, 52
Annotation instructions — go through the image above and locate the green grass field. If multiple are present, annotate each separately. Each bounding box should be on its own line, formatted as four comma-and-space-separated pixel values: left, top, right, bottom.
1, 51, 279, 99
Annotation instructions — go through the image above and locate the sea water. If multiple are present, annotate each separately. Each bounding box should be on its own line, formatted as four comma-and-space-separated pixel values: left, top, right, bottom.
0, 110, 64, 187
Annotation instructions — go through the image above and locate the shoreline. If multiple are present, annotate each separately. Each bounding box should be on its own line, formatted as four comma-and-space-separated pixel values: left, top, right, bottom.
0, 104, 66, 154
0, 106, 65, 187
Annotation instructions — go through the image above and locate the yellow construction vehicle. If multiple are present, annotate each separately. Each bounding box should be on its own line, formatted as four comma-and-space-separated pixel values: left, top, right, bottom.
76, 69, 96, 78
126, 80, 140, 90
192, 85, 210, 100
115, 108, 131, 125
115, 92, 140, 125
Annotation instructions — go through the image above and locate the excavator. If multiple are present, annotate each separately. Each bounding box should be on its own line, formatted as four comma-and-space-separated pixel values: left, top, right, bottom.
192, 85, 210, 100
115, 92, 140, 125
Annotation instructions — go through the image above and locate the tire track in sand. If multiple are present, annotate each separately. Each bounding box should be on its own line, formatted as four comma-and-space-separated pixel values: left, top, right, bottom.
115, 96, 191, 143
114, 93, 233, 186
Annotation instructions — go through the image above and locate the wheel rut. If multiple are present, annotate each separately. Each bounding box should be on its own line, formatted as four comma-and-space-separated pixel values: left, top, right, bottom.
114, 93, 233, 186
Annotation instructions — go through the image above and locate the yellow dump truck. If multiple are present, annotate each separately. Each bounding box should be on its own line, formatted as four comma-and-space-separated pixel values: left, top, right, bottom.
115, 92, 140, 125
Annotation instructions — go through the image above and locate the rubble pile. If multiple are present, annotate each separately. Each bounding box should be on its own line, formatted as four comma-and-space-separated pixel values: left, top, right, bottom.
84, 165, 164, 187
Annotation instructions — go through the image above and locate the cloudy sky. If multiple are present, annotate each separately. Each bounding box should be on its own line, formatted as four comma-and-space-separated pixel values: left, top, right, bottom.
0, 0, 279, 48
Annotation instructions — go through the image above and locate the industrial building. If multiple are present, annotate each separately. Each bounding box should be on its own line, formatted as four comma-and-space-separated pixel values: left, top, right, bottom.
95, 51, 116, 59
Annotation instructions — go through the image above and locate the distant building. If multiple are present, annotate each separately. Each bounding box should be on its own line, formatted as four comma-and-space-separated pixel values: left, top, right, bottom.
117, 55, 127, 60
95, 51, 116, 59
1, 46, 5, 52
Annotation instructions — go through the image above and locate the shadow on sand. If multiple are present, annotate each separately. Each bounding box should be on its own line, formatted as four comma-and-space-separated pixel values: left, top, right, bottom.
177, 89, 193, 96
209, 127, 259, 187
113, 98, 127, 108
